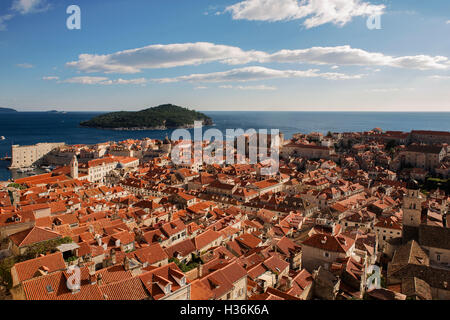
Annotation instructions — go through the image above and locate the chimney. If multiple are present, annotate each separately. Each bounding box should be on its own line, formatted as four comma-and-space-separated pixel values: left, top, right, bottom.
38, 266, 49, 276
88, 262, 95, 277
97, 273, 103, 286
111, 249, 117, 265
124, 256, 130, 271
90, 274, 97, 285
321, 236, 327, 244
197, 263, 202, 278
287, 276, 293, 289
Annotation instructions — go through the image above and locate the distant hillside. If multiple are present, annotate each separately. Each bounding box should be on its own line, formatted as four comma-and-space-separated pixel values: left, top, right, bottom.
80, 104, 213, 130
0, 107, 18, 113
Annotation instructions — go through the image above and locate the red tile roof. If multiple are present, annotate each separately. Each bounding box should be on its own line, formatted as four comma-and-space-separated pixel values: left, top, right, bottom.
139, 262, 187, 300
99, 276, 149, 300
12, 252, 66, 284
9, 227, 62, 248
22, 267, 104, 300
131, 243, 168, 265
194, 230, 222, 250
302, 233, 354, 253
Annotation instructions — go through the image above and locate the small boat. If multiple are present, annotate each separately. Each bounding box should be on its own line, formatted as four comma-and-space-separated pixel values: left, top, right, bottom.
17, 167, 34, 173
0, 136, 5, 140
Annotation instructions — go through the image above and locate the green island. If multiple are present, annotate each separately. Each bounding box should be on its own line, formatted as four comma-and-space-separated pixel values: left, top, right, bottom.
80, 104, 213, 130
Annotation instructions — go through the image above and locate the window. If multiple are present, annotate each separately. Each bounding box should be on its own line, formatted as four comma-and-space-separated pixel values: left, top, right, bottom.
324, 252, 330, 258
437, 254, 441, 262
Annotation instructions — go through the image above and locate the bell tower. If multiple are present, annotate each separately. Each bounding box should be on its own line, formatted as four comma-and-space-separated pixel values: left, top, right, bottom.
403, 188, 424, 227
70, 155, 78, 179
402, 181, 424, 242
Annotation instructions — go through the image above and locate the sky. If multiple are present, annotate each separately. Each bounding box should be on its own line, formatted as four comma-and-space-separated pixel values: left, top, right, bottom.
0, 0, 450, 112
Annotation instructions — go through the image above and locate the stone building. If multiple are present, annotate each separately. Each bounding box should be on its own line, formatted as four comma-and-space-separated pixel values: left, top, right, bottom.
10, 142, 65, 168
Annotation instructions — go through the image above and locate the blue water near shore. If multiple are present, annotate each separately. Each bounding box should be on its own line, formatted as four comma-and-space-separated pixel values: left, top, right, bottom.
0, 111, 449, 181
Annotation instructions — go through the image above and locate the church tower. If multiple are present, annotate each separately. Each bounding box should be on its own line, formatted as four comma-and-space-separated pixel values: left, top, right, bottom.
402, 181, 424, 242
70, 155, 79, 179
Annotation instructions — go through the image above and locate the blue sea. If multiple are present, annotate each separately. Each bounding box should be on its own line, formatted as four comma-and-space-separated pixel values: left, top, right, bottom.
0, 111, 449, 181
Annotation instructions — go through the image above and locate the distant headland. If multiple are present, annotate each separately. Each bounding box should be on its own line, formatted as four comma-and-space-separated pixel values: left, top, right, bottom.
79, 104, 213, 130
0, 107, 18, 113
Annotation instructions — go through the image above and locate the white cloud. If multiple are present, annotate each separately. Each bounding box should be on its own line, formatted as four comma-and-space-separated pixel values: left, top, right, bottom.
429, 75, 450, 80
265, 45, 450, 70
0, 14, 14, 31
153, 66, 363, 83
113, 78, 147, 85
42, 76, 59, 80
446, 20, 450, 24
1, 1, 50, 31
238, 85, 277, 90
220, 84, 277, 90
225, 0, 385, 28
61, 76, 147, 85
67, 42, 267, 74
365, 87, 415, 93
16, 63, 33, 68
194, 86, 208, 90
391, 55, 450, 70
11, 0, 50, 15
62, 76, 110, 85
67, 43, 450, 74
365, 88, 400, 93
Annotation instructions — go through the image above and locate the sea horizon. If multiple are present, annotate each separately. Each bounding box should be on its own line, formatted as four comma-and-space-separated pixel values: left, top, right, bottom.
4, 110, 450, 113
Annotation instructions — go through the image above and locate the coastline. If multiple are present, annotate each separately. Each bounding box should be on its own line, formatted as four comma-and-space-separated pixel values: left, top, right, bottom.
1, 111, 450, 181
79, 122, 213, 131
